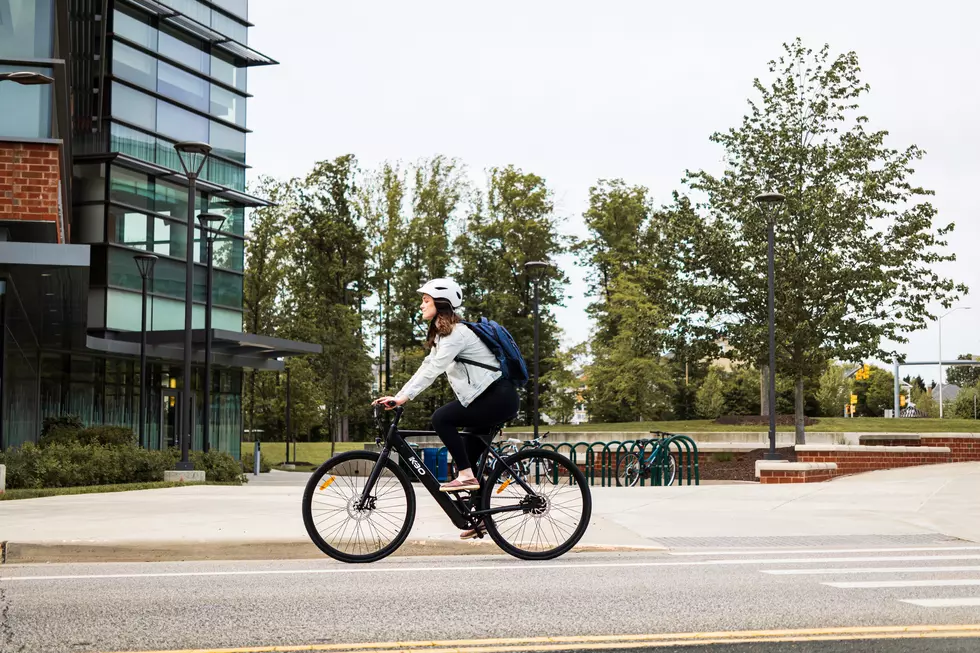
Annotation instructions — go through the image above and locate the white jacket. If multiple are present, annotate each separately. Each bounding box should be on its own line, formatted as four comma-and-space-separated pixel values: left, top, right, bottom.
395, 324, 502, 407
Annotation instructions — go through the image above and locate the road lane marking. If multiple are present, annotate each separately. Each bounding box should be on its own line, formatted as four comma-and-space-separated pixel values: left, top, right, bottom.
763, 566, 980, 575
825, 579, 980, 589
101, 625, 980, 653
670, 546, 980, 556
7, 555, 980, 582
902, 598, 980, 607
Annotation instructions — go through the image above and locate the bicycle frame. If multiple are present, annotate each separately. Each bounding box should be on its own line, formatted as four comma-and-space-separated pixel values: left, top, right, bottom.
358, 407, 542, 530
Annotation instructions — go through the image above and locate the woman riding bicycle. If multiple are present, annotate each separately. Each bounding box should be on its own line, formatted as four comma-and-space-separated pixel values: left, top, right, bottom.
373, 278, 519, 538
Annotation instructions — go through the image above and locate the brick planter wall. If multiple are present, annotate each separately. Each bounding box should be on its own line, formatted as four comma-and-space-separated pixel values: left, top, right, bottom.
920, 435, 980, 462
0, 142, 62, 240
759, 463, 837, 484
796, 444, 951, 476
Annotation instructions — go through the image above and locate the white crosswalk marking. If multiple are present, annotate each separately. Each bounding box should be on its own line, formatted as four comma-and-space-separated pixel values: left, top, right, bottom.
747, 546, 980, 610
824, 579, 980, 589
763, 566, 980, 575
671, 546, 980, 557
902, 598, 980, 607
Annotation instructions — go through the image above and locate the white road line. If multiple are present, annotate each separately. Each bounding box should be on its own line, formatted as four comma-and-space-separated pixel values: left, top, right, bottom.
763, 566, 980, 576
670, 546, 980, 557
824, 579, 980, 589
6, 555, 980, 582
901, 598, 980, 607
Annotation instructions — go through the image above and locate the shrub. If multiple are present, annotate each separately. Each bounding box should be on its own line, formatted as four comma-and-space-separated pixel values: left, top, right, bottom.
241, 450, 270, 473
41, 414, 84, 437
40, 423, 137, 448
190, 450, 246, 484
3, 443, 181, 490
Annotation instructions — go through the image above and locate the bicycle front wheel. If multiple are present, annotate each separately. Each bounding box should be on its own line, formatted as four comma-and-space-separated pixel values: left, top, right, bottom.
481, 448, 591, 560
302, 451, 416, 563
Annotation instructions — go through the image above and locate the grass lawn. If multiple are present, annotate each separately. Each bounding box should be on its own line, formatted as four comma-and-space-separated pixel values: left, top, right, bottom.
505, 417, 980, 434
0, 481, 208, 501
242, 441, 366, 468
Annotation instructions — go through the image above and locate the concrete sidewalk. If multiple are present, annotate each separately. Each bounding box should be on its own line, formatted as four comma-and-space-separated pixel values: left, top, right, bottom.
1, 462, 977, 562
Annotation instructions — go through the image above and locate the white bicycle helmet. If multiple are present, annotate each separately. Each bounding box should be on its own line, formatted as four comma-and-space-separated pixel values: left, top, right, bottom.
418, 278, 463, 309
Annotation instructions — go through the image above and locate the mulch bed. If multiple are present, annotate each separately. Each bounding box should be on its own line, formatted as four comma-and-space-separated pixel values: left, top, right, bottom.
695, 447, 797, 482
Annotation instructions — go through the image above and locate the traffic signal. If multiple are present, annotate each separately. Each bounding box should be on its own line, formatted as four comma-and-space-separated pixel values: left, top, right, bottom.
900, 395, 907, 407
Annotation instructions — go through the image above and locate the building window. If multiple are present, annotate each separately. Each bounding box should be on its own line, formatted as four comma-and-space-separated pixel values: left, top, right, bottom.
107, 206, 150, 250
210, 10, 247, 44
209, 120, 246, 164
110, 122, 158, 165
210, 84, 246, 128
112, 41, 158, 90
0, 63, 53, 138
211, 0, 248, 20
112, 6, 156, 50
0, 0, 54, 59
207, 159, 245, 191
111, 82, 157, 131
158, 25, 209, 74
156, 100, 209, 143
158, 61, 210, 112
211, 53, 247, 92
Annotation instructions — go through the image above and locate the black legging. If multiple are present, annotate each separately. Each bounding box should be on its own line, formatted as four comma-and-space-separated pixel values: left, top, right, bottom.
431, 378, 521, 472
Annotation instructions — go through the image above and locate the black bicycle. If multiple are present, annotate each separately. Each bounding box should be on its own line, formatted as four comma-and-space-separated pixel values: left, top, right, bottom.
302, 405, 592, 563
488, 432, 553, 480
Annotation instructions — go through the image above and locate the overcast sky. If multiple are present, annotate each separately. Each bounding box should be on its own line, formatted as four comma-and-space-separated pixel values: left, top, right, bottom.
245, 0, 979, 384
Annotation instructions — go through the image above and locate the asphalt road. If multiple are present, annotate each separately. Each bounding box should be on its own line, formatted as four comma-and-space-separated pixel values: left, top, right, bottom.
3, 545, 980, 653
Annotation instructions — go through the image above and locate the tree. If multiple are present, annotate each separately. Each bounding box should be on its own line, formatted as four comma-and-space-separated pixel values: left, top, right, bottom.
541, 343, 586, 424
950, 382, 979, 419
817, 363, 851, 417
946, 354, 980, 388
575, 180, 704, 421
456, 165, 568, 425
682, 39, 967, 443
695, 367, 727, 419
862, 367, 895, 417
722, 365, 762, 416
912, 386, 938, 418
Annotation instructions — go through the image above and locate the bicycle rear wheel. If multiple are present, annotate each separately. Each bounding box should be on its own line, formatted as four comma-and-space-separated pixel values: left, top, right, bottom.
302, 451, 416, 563
616, 452, 641, 487
481, 449, 591, 560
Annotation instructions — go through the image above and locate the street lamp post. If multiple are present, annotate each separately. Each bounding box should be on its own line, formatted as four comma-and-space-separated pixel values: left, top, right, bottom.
197, 212, 226, 453
134, 254, 158, 449
173, 142, 212, 470
754, 192, 785, 460
938, 306, 971, 418
524, 261, 553, 440
0, 71, 55, 85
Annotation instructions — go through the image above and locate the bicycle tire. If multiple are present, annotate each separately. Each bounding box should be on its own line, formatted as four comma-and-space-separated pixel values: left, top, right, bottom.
616, 452, 642, 487
302, 451, 416, 563
481, 448, 591, 560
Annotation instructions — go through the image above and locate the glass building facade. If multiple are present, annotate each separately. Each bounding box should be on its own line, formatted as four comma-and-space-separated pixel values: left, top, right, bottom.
0, 0, 307, 457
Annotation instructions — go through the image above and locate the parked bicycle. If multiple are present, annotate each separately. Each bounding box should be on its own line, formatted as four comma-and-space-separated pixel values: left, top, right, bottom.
302, 406, 591, 562
488, 432, 553, 480
615, 431, 678, 487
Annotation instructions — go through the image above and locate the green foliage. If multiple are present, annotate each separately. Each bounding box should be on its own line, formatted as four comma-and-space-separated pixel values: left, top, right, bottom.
2, 443, 178, 490
240, 450, 271, 473
41, 414, 83, 438
950, 383, 979, 419
39, 424, 137, 448
722, 366, 762, 416
456, 165, 568, 425
680, 40, 965, 442
911, 386, 939, 418
189, 450, 246, 484
817, 364, 852, 417
541, 343, 587, 424
946, 354, 980, 388
695, 368, 727, 419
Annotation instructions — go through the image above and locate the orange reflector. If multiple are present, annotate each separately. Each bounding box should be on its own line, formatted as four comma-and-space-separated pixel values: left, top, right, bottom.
319, 476, 336, 491
496, 478, 513, 494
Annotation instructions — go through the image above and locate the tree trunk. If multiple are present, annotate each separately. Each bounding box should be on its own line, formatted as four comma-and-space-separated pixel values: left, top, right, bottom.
794, 375, 806, 445
760, 365, 769, 416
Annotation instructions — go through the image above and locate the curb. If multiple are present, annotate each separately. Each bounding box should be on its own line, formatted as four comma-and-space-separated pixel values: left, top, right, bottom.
0, 540, 665, 564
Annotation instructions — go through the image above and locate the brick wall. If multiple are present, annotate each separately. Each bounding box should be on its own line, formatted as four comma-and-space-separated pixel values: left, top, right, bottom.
796, 445, 951, 476
760, 467, 836, 484
920, 436, 980, 463
0, 142, 62, 241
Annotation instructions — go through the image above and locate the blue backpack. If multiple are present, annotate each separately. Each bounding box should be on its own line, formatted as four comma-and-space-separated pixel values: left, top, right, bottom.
455, 317, 529, 387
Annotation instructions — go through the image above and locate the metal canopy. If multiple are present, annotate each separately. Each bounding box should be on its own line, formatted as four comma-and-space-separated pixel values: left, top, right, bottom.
95, 328, 322, 371
119, 0, 277, 66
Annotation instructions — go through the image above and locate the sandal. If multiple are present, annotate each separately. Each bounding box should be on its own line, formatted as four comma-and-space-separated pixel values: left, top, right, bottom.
460, 521, 486, 540
439, 477, 480, 493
